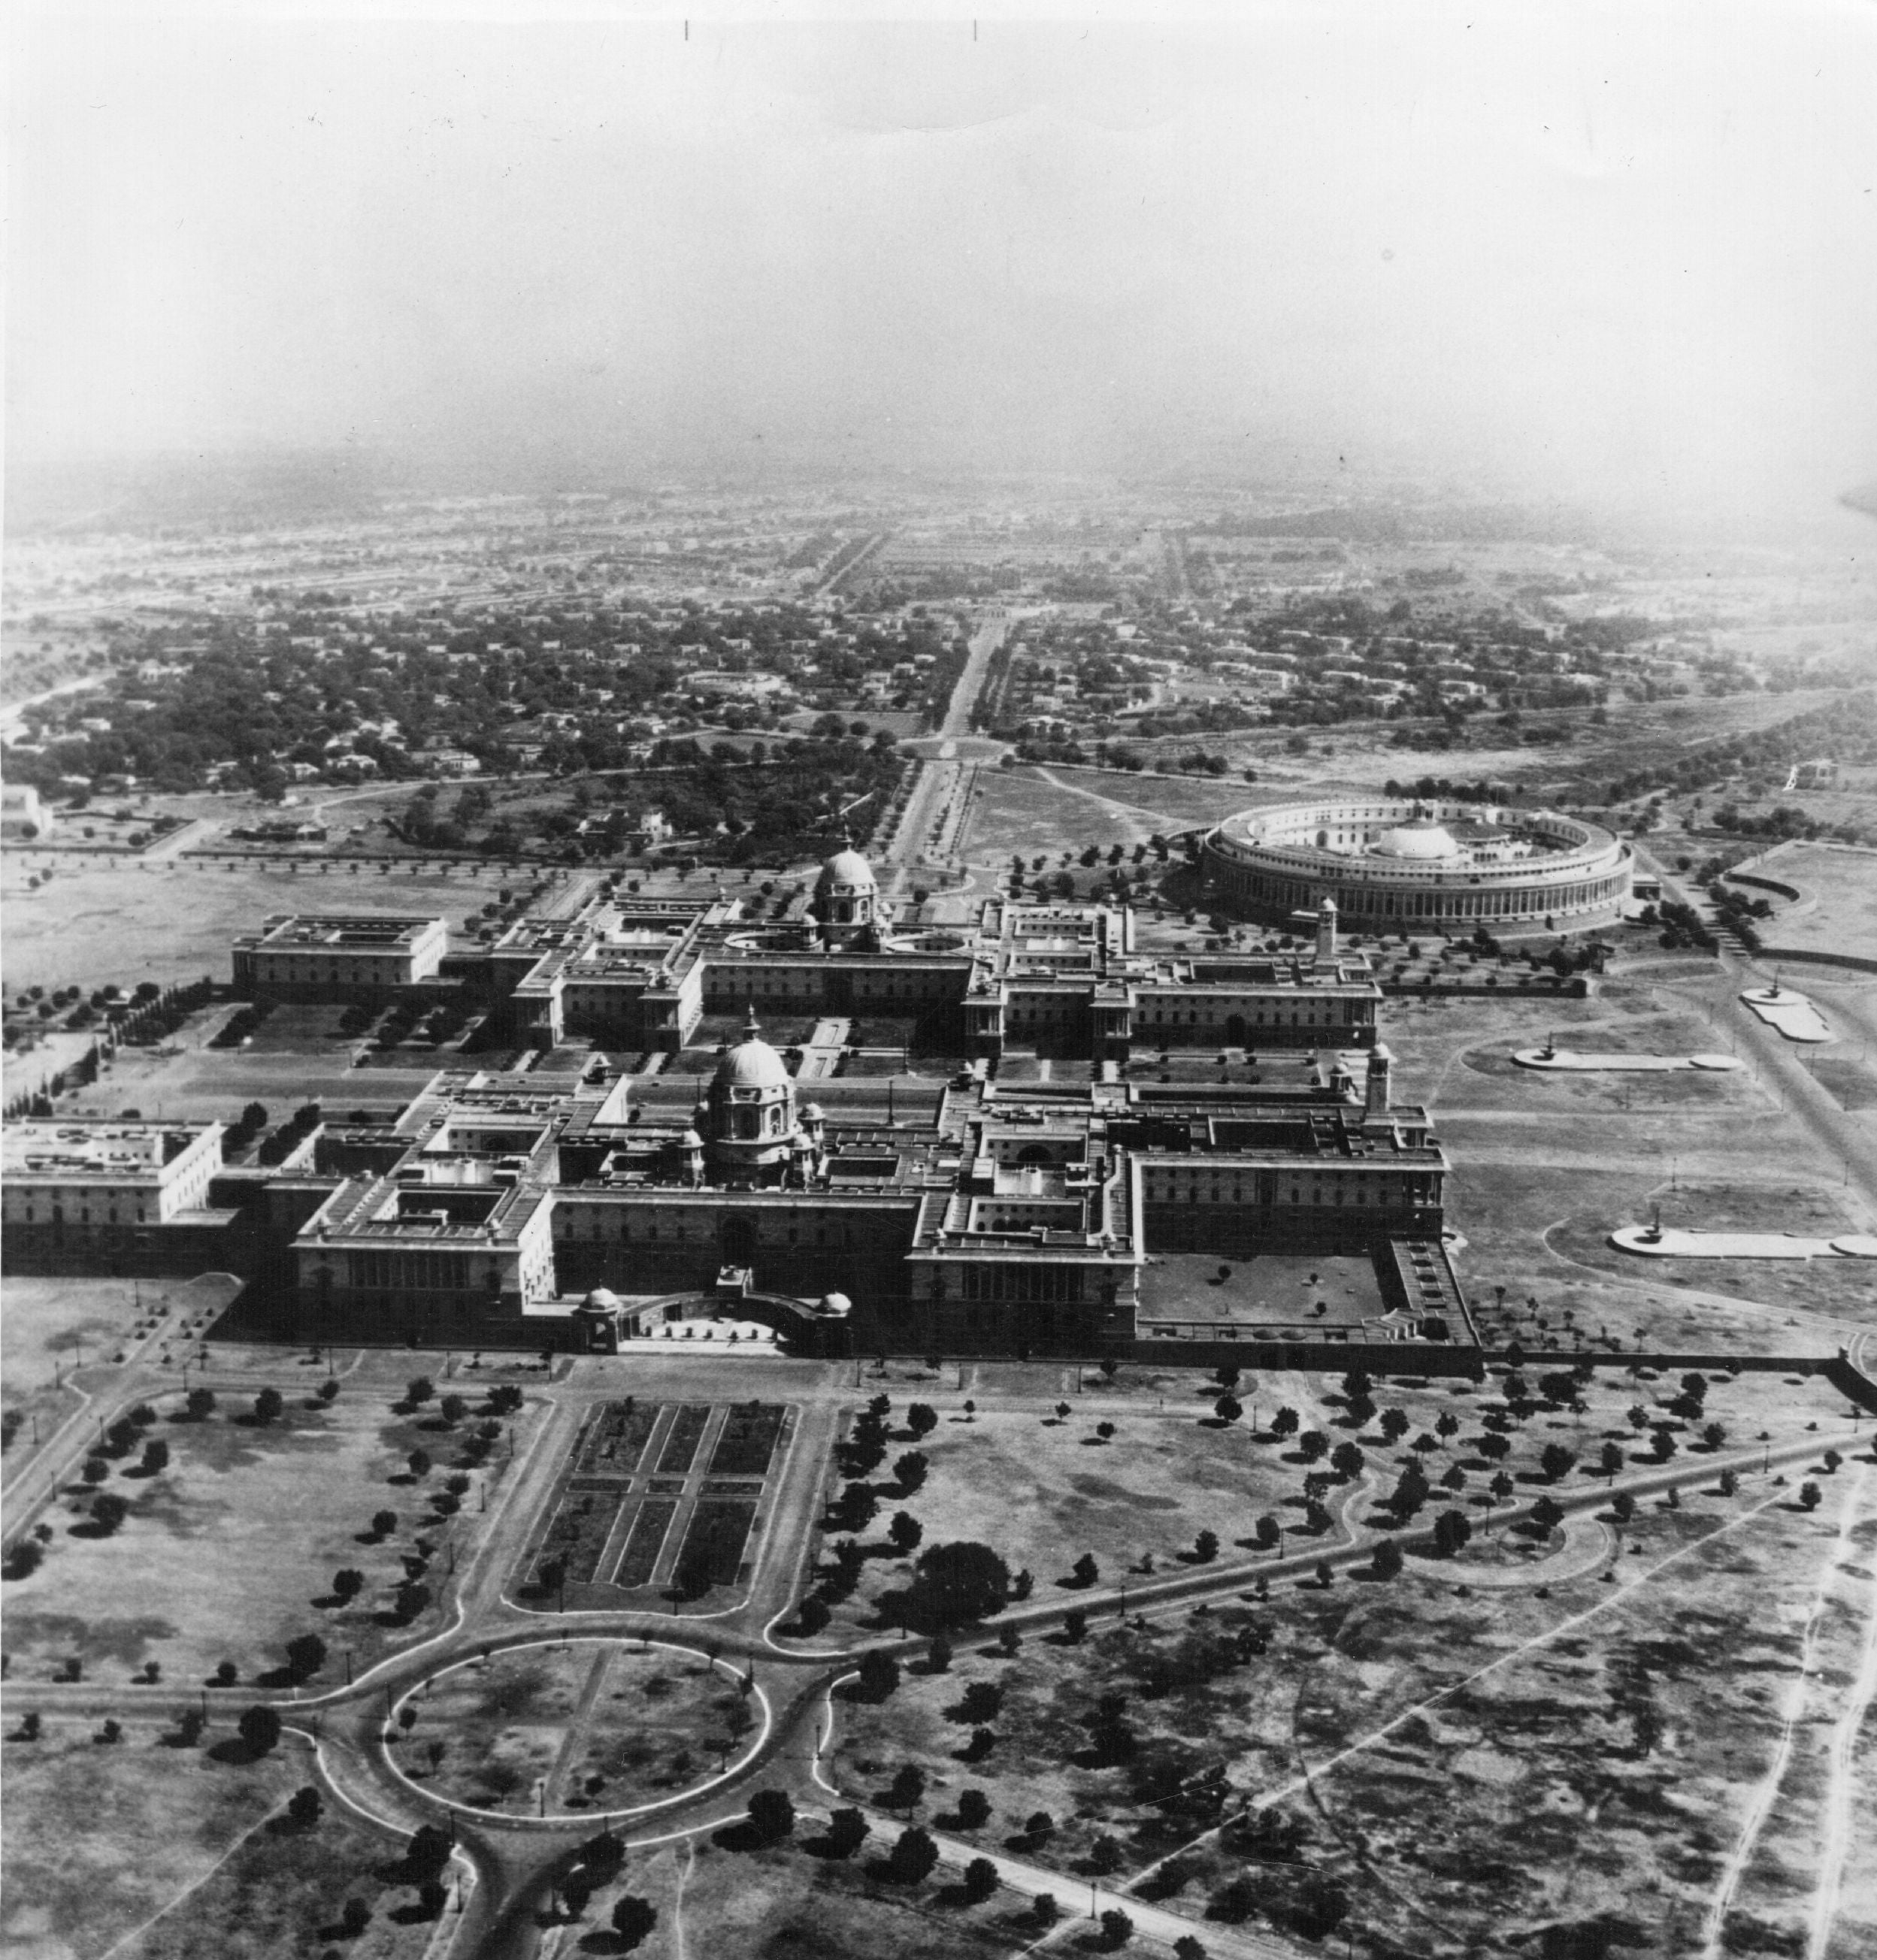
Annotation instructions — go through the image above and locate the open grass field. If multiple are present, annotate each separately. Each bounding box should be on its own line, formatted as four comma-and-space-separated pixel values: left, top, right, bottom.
828, 1368, 1876, 1959
0, 854, 515, 1000
0, 1723, 437, 1960
804, 1385, 1361, 1643
1754, 842, 1877, 966
2, 1367, 540, 1686
398, 1638, 750, 1816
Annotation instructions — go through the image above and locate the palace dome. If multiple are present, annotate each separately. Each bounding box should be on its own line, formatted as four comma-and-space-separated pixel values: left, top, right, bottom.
1368, 820, 1461, 861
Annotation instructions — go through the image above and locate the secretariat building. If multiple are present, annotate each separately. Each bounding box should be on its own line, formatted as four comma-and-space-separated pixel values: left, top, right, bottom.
7, 844, 1470, 1361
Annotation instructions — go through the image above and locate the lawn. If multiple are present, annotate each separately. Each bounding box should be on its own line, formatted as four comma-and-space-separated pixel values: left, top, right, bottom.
2, 1365, 541, 1686
0, 1723, 433, 1960
400, 1639, 750, 1816
796, 1389, 1355, 1643
1754, 840, 1877, 964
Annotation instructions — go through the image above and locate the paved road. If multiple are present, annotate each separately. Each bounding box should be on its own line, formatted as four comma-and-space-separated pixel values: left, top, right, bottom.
880, 613, 1011, 888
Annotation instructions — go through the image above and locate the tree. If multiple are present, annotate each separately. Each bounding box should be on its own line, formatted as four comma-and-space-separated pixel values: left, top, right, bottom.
1072, 1552, 1100, 1587
252, 1387, 284, 1427
886, 1825, 939, 1883
886, 1764, 926, 1810
825, 1807, 869, 1857
341, 1899, 371, 1937
1213, 1396, 1242, 1426
1718, 1468, 1739, 1497
894, 1450, 929, 1493
1270, 1406, 1300, 1440
962, 1856, 998, 1903
214, 1659, 238, 1686
911, 1541, 1010, 1624
284, 1632, 328, 1681
1531, 1495, 1565, 1535
905, 1403, 939, 1438
1255, 1514, 1281, 1550
407, 1448, 432, 1480
958, 1681, 1004, 1725
286, 1785, 323, 1828
332, 1568, 365, 1603
1314, 1559, 1334, 1589
1032, 1893, 1061, 1927
1540, 1443, 1578, 1484
371, 1508, 397, 1538
1703, 1422, 1728, 1452
1090, 1834, 1124, 1874
889, 1511, 924, 1555
1174, 1938, 1208, 1960
1479, 1431, 1512, 1465
1600, 1441, 1626, 1481
1192, 1529, 1219, 1564
926, 1633, 952, 1672
1437, 1411, 1461, 1444
1611, 1490, 1637, 1525
1063, 1608, 1089, 1643
437, 1393, 468, 1427
610, 1897, 658, 1952
1432, 1509, 1472, 1557
139, 1439, 170, 1475
1824, 1449, 1843, 1475
957, 1788, 991, 1829
746, 1789, 795, 1841
1297, 1429, 1329, 1464
185, 1387, 216, 1421
858, 1649, 901, 1700
238, 1704, 282, 1755
1380, 1407, 1411, 1444
1099, 1907, 1135, 1949
90, 1493, 131, 1535
406, 1377, 435, 1406
1800, 1481, 1823, 1511
561, 1872, 592, 1921
1372, 1537, 1404, 1579
1094, 1420, 1116, 1444
81, 1456, 110, 1487
1331, 1441, 1364, 1481
1025, 1810, 1055, 1844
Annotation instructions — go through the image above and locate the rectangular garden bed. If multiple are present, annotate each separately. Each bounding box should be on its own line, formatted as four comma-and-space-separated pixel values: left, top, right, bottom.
706, 1401, 786, 1478
656, 1404, 711, 1475
612, 1497, 679, 1589
574, 1399, 661, 1476
673, 1499, 758, 1590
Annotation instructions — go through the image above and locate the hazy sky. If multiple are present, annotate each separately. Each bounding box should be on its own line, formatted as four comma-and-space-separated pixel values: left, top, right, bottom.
10, 2, 1877, 521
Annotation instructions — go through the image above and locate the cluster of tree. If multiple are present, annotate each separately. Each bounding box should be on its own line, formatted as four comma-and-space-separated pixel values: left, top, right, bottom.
256, 1100, 322, 1166
212, 1001, 277, 1051
1653, 899, 1719, 954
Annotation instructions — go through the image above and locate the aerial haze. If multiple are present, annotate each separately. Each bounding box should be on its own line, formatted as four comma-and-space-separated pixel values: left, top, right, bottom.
8, 2, 1877, 528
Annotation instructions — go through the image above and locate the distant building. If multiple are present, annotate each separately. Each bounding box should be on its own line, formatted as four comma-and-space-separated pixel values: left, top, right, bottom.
0, 785, 52, 839
2, 1120, 224, 1261
1788, 758, 1839, 790
232, 915, 450, 1002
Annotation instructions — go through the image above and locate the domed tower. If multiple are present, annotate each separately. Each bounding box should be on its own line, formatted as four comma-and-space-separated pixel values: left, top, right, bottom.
706, 1007, 800, 1184
814, 841, 886, 949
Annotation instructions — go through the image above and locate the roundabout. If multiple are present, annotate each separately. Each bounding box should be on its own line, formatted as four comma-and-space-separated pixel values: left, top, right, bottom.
386, 1636, 771, 1824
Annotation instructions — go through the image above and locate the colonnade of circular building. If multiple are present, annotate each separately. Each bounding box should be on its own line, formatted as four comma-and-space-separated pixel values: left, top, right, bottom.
1203, 798, 1630, 935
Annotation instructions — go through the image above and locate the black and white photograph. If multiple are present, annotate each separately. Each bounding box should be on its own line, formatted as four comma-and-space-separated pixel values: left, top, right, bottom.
5, 5, 1877, 1957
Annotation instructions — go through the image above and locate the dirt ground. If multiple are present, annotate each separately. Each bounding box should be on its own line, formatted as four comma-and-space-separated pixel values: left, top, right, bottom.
2, 1363, 543, 1686
0, 854, 515, 1000
830, 1401, 1877, 1958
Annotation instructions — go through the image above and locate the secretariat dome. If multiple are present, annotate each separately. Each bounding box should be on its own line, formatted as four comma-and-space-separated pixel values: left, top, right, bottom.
716, 1029, 792, 1090
1204, 797, 1630, 935
819, 847, 876, 892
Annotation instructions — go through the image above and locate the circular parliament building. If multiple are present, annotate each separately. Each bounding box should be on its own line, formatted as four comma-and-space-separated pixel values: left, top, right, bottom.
1204, 798, 1631, 935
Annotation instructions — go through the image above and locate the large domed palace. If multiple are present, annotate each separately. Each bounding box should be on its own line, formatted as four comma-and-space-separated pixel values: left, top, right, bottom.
1204, 797, 1630, 934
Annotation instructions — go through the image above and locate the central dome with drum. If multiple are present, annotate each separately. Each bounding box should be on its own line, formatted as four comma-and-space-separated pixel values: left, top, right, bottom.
1367, 818, 1461, 861
813, 840, 887, 948
704, 1008, 802, 1182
